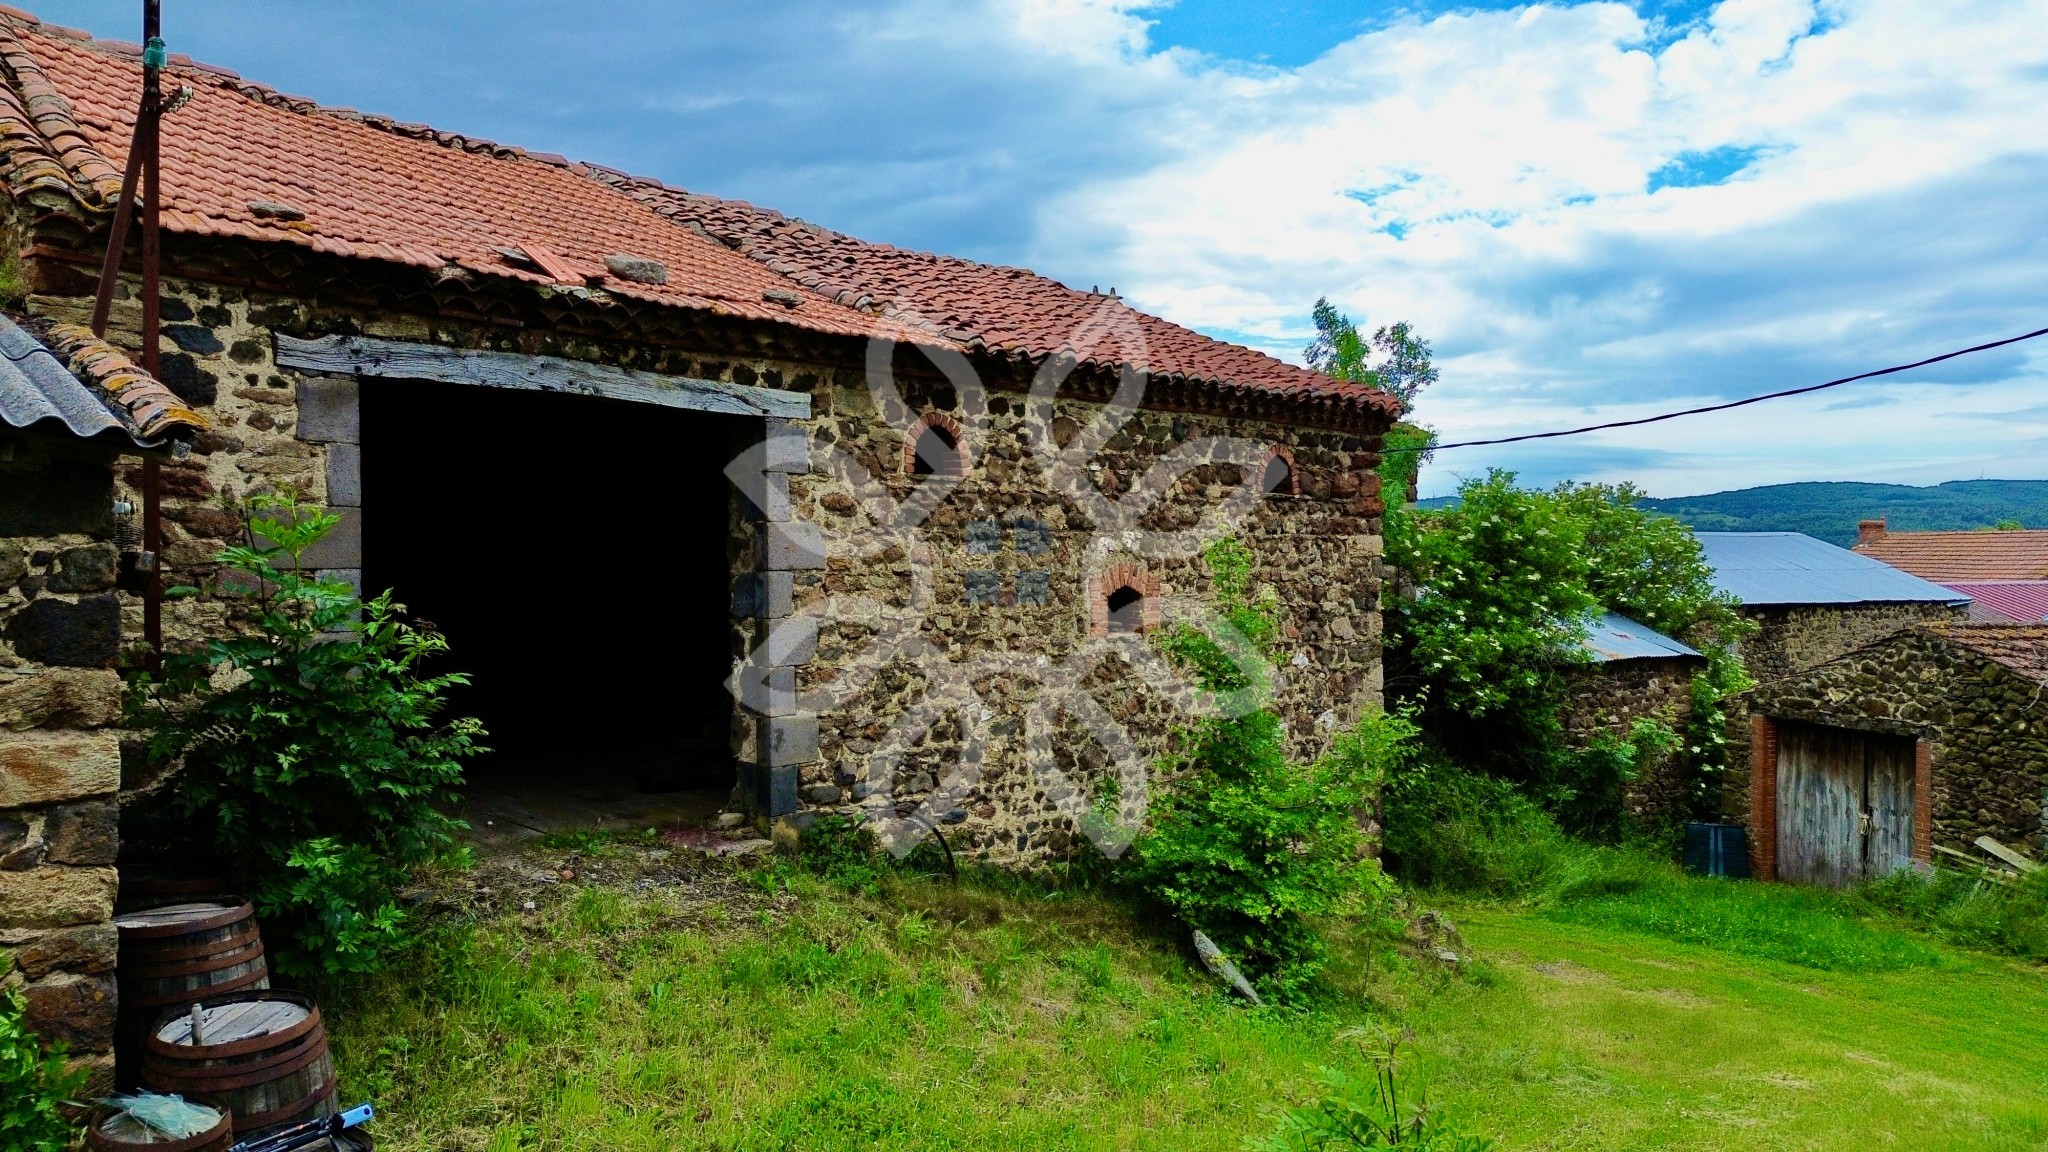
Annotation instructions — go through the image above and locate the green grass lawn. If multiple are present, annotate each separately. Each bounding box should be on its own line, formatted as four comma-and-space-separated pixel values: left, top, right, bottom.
328, 846, 2048, 1151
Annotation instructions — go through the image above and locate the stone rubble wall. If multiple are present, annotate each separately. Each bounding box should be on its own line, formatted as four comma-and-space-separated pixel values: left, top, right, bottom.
1749, 628, 2048, 856
28, 273, 1387, 870
0, 434, 121, 1086
1560, 656, 1702, 829
779, 379, 1386, 866
1721, 601, 1968, 822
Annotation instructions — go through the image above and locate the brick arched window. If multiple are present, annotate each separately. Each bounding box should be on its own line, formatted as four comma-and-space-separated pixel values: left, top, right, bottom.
1260, 445, 1299, 496
905, 411, 969, 477
1089, 562, 1162, 636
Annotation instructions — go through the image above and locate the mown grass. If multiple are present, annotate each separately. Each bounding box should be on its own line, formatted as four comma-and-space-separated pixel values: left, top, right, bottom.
326, 851, 2048, 1152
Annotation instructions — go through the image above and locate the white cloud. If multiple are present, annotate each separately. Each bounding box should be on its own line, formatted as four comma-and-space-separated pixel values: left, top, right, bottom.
1016, 0, 2048, 495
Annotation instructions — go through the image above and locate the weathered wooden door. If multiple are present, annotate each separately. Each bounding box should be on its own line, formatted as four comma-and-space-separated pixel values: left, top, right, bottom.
1776, 721, 1916, 887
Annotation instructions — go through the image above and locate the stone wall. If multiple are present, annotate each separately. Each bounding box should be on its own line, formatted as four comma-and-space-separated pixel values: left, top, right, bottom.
27, 273, 1388, 869
777, 379, 1387, 866
1748, 627, 2048, 858
1561, 656, 1702, 828
1736, 602, 1968, 686
1721, 600, 1968, 821
0, 432, 121, 1086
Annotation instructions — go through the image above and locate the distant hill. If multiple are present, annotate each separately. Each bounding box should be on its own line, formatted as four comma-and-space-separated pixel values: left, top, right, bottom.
1413, 480, 2048, 548
1640, 480, 2048, 547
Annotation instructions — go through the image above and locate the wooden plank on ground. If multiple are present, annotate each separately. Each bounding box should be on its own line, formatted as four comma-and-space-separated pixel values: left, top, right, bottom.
1975, 836, 2041, 873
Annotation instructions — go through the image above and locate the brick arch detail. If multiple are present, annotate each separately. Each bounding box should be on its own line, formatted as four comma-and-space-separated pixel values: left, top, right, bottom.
1089, 561, 1163, 636
904, 410, 970, 477
1261, 444, 1300, 496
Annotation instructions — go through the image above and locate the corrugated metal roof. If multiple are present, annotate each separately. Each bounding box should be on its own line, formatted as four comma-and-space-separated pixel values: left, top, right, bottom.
1579, 612, 1705, 663
1943, 582, 2048, 624
1694, 531, 1971, 608
0, 313, 135, 444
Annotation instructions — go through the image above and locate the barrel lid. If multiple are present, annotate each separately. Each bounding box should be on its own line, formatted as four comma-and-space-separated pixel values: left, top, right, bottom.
155, 996, 311, 1049
114, 899, 252, 937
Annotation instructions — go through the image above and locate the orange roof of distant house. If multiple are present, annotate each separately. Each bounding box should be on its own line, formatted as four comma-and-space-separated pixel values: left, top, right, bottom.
1854, 524, 2048, 582
0, 8, 1397, 429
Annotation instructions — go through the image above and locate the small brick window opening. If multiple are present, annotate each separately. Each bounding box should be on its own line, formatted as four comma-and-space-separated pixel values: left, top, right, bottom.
1090, 562, 1161, 636
1105, 585, 1145, 633
1260, 445, 1299, 495
907, 412, 968, 477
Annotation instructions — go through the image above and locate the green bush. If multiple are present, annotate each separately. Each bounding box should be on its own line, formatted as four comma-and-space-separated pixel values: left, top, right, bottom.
1134, 539, 1410, 1000
128, 493, 484, 980
0, 986, 85, 1152
1380, 755, 1598, 898
1861, 866, 2048, 961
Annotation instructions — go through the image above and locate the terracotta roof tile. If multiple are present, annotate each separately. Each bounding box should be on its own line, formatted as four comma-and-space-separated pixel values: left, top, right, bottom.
1855, 530, 2048, 582
1924, 622, 2048, 686
0, 312, 202, 446
0, 13, 934, 347
589, 180, 1402, 426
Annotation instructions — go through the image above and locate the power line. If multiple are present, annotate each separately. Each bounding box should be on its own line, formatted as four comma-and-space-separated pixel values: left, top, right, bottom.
1383, 323, 2048, 454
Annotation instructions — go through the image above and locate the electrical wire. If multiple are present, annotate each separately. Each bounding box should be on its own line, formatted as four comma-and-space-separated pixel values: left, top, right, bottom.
1383, 323, 2048, 454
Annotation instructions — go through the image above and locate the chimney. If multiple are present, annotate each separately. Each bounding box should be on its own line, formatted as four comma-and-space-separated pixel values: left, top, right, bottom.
1857, 518, 1887, 548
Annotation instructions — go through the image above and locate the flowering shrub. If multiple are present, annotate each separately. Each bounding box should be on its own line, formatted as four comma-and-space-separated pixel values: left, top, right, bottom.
1386, 472, 1749, 833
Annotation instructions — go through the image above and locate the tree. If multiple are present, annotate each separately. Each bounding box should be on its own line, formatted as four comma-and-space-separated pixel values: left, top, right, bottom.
1385, 473, 1753, 835
1305, 298, 1439, 408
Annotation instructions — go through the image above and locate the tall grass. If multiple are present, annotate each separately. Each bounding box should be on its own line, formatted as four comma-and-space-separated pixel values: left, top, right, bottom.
1859, 866, 2048, 961
1382, 757, 1953, 971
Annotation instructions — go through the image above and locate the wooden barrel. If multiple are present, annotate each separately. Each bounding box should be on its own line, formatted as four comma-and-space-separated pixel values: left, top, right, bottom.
142, 992, 338, 1138
85, 1097, 233, 1152
115, 900, 269, 1090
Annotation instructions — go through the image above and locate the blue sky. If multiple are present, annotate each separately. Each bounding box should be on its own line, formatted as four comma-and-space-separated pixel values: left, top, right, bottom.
35, 0, 2048, 498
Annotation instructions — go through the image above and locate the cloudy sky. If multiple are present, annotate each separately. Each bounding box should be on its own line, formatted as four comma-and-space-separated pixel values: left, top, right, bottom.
39, 0, 2048, 497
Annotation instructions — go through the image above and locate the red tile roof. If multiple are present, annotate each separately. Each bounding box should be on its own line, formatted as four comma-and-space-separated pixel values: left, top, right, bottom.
1855, 529, 2048, 582
1943, 582, 2048, 625
591, 179, 1402, 426
1926, 622, 2048, 686
0, 8, 1397, 430
0, 12, 932, 346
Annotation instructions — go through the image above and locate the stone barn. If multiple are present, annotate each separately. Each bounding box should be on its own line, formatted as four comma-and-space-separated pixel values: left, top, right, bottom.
0, 11, 1399, 869
1746, 623, 2048, 886
1693, 531, 1970, 825
2, 312, 202, 1083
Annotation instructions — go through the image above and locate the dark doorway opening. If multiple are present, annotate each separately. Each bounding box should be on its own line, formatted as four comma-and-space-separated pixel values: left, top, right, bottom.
362, 378, 741, 817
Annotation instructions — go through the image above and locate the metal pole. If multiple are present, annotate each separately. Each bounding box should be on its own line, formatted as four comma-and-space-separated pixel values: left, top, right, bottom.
139, 0, 164, 663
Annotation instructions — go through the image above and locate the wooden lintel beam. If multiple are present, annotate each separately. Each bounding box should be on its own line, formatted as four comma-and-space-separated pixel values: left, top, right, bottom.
272, 332, 811, 421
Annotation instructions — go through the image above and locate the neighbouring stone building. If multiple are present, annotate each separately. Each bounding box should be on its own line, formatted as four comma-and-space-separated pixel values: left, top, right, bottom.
1747, 623, 2048, 885
1562, 612, 1706, 827
1, 311, 202, 1083
1694, 532, 1970, 824
0, 9, 1399, 882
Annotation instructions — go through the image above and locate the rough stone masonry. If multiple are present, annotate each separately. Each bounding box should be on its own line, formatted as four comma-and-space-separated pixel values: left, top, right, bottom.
29, 271, 1390, 871
1, 432, 123, 1086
